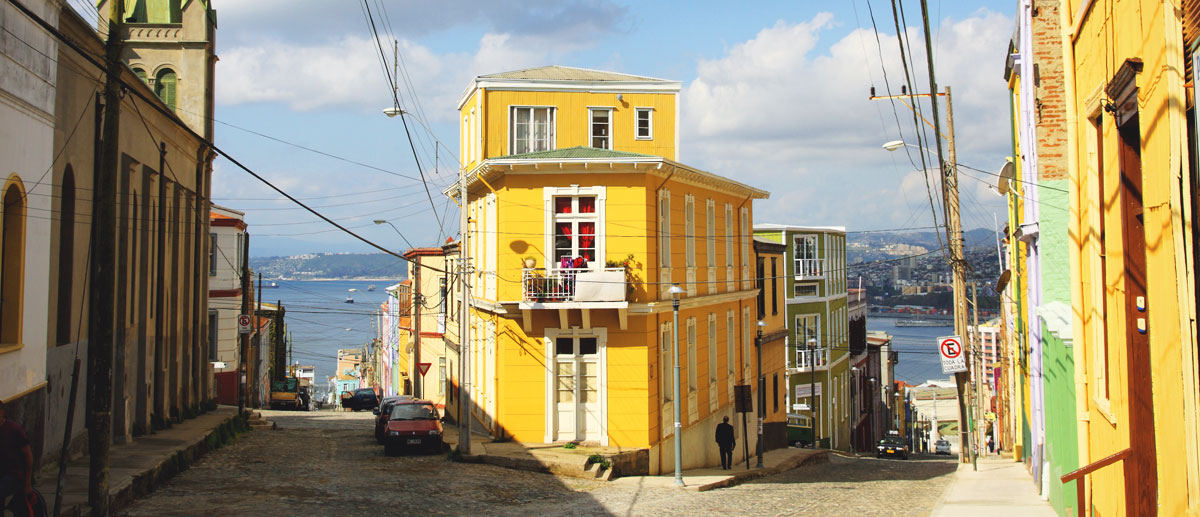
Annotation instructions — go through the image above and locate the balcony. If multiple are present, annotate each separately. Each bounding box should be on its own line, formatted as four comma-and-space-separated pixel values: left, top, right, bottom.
792, 347, 831, 372
794, 258, 825, 280
521, 267, 626, 304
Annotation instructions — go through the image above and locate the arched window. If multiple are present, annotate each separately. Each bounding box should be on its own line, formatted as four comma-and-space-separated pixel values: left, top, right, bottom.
56, 168, 75, 345
1, 179, 26, 345
133, 67, 148, 85
155, 69, 177, 111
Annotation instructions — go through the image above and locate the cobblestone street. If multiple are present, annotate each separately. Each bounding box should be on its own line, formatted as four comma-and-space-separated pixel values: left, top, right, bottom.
120, 409, 960, 516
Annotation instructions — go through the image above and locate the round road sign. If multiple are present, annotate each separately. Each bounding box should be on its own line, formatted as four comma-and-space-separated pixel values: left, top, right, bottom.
939, 337, 962, 359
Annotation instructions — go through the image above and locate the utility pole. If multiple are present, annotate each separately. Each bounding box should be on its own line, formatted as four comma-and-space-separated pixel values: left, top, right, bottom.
255, 272, 262, 407
87, 1, 123, 513
458, 169, 472, 454
412, 257, 422, 399
239, 234, 250, 415
273, 300, 284, 383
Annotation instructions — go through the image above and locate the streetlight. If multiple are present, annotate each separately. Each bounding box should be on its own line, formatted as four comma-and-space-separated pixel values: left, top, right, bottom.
374, 219, 415, 250
668, 284, 686, 486
850, 366, 860, 453
382, 106, 404, 118
808, 337, 818, 448
755, 320, 766, 468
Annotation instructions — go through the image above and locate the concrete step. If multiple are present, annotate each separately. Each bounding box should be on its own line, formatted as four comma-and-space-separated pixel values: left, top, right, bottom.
249, 421, 275, 430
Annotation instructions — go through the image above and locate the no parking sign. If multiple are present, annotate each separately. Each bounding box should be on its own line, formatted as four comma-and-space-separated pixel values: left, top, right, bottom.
939, 336, 967, 374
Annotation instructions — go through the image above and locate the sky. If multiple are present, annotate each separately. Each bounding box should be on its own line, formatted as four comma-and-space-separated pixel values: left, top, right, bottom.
94, 1, 1019, 257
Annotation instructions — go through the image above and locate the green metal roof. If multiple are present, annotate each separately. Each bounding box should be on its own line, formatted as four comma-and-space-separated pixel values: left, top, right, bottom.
492, 146, 658, 161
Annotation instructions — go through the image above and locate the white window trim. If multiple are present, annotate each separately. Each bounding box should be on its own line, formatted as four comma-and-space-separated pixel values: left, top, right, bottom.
508, 105, 557, 155
687, 317, 697, 392
543, 186, 606, 270
588, 107, 613, 150
543, 327, 609, 446
635, 107, 654, 140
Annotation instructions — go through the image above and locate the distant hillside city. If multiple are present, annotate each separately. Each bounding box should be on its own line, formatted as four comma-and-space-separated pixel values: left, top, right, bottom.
848, 228, 1002, 314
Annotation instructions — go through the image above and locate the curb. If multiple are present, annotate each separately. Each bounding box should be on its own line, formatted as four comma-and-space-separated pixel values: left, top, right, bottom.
46, 409, 246, 517
691, 450, 830, 492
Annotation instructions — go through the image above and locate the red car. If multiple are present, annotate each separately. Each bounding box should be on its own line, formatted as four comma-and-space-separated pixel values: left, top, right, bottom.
382, 400, 443, 456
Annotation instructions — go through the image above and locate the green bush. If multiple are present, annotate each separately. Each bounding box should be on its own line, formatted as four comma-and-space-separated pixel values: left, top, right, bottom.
563, 443, 576, 450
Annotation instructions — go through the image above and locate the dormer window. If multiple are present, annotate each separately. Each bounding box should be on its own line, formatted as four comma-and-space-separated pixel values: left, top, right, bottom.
511, 106, 555, 155
589, 108, 611, 149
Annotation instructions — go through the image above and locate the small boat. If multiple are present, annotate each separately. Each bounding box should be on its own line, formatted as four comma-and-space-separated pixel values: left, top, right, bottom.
344, 296, 354, 304
895, 318, 951, 327
367, 285, 376, 291
348, 288, 358, 293
263, 282, 279, 288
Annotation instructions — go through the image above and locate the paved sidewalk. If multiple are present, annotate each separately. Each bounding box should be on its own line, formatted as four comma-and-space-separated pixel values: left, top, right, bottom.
930, 456, 1056, 516
34, 406, 244, 516
614, 446, 829, 491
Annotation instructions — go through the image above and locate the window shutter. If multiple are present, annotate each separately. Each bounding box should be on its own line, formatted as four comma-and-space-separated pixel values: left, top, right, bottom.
1185, 0, 1200, 107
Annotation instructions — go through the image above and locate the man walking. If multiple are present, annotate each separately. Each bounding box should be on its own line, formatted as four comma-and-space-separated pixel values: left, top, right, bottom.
715, 416, 735, 470
0, 399, 35, 515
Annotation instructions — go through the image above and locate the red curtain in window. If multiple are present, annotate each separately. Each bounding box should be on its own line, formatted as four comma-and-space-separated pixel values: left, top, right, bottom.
555, 197, 572, 214
579, 222, 595, 260
578, 197, 596, 213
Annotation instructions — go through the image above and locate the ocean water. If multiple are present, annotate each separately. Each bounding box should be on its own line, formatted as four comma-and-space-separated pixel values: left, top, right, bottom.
867, 317, 957, 385
269, 280, 955, 388
266, 280, 395, 384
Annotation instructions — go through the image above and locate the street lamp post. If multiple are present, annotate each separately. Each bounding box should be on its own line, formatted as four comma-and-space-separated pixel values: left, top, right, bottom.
808, 338, 818, 448
850, 366, 860, 453
374, 219, 415, 250
755, 321, 766, 468
669, 284, 686, 486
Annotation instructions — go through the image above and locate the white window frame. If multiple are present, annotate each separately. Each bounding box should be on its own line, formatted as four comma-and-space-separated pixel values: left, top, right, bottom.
740, 207, 750, 289
588, 107, 613, 150
724, 203, 734, 291
660, 322, 673, 404
509, 105, 556, 155
635, 107, 653, 140
726, 309, 736, 402
742, 306, 751, 376
685, 195, 696, 268
707, 313, 717, 383
543, 186, 606, 270
658, 189, 671, 268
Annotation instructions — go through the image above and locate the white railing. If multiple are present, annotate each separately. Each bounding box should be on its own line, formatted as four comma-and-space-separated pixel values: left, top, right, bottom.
795, 258, 824, 278
521, 267, 625, 303
794, 347, 830, 371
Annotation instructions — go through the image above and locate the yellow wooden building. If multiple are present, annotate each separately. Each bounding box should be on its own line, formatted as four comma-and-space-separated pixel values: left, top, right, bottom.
451, 66, 770, 473
1062, 1, 1200, 514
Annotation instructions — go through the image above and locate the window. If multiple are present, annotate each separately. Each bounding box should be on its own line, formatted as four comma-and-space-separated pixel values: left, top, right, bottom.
796, 314, 819, 367
439, 357, 447, 396
794, 235, 819, 276
510, 106, 555, 154
660, 323, 672, 404
209, 233, 217, 276
1092, 114, 1111, 403
552, 195, 598, 264
635, 108, 653, 139
1, 181, 26, 345
724, 204, 733, 267
685, 195, 695, 268
589, 108, 611, 149
56, 168, 75, 345
756, 256, 765, 319
707, 313, 717, 383
155, 68, 177, 111
208, 310, 218, 361
740, 207, 749, 282
705, 200, 715, 268
742, 306, 751, 372
133, 67, 148, 84
658, 190, 671, 268
726, 310, 736, 377
771, 257, 778, 315
687, 317, 697, 392
794, 283, 817, 297
773, 373, 779, 413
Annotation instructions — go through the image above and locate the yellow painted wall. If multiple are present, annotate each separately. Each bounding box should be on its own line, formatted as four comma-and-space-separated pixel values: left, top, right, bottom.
1066, 0, 1197, 513
459, 88, 678, 171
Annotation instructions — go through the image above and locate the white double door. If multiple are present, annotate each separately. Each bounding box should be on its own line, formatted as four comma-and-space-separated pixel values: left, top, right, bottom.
554, 336, 601, 442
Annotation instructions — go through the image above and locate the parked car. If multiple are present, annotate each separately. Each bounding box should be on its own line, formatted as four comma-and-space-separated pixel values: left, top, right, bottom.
876, 436, 908, 459
343, 388, 379, 411
382, 400, 443, 456
935, 439, 952, 455
374, 395, 414, 443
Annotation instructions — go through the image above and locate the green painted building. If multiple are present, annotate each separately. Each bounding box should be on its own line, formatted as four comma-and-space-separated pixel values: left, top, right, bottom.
754, 224, 850, 450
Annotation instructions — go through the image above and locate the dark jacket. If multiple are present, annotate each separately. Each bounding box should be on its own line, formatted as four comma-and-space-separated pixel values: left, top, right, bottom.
715, 422, 735, 448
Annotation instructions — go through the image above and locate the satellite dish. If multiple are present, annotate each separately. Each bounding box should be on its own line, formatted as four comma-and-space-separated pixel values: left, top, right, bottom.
995, 269, 1012, 293
997, 160, 1015, 195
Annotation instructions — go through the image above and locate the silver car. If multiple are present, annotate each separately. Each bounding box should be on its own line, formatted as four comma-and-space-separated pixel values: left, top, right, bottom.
935, 439, 952, 455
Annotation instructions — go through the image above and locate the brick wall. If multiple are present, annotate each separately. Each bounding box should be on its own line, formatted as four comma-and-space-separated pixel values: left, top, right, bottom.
1032, 0, 1068, 181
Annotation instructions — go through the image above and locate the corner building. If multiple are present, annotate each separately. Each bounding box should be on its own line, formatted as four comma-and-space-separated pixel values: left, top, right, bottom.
453, 66, 769, 473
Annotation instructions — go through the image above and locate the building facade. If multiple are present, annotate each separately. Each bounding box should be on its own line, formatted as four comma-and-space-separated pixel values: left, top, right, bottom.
453, 66, 769, 473
753, 225, 850, 450
208, 205, 244, 404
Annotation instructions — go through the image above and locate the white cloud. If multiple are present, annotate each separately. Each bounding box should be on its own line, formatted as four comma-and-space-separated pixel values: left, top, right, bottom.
680, 10, 1011, 231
